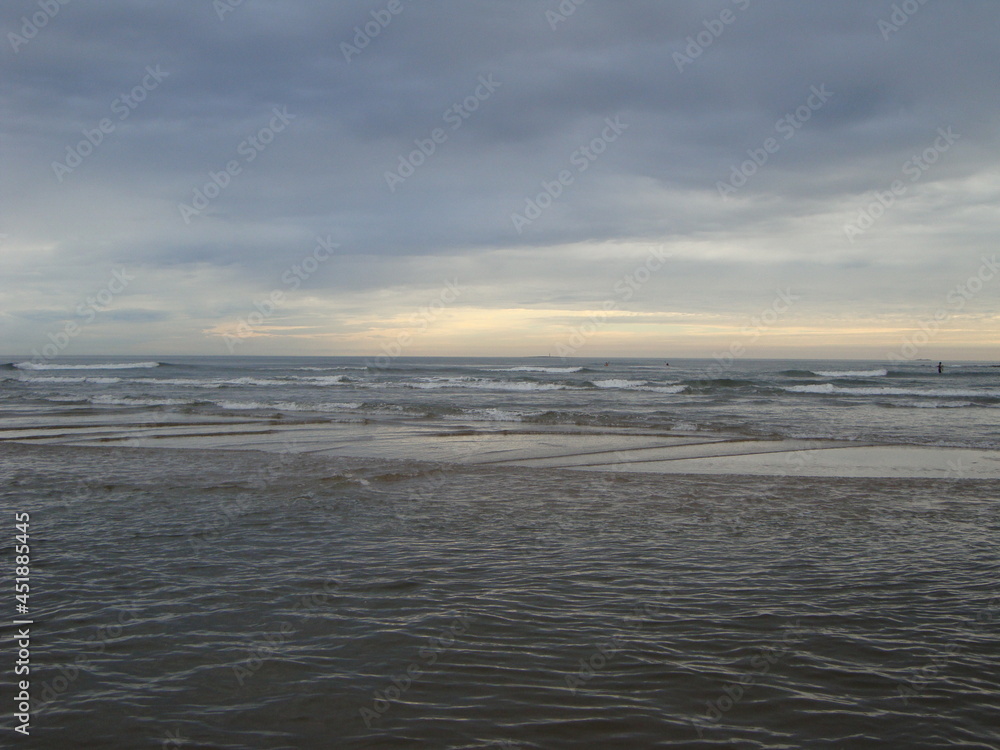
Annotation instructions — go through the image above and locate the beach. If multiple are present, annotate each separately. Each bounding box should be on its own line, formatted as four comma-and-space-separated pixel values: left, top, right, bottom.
1, 356, 998, 748
11, 1, 1000, 745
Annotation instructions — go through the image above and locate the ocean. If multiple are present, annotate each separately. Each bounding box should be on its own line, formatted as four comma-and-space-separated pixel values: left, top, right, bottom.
3, 355, 1000, 448
1, 356, 998, 748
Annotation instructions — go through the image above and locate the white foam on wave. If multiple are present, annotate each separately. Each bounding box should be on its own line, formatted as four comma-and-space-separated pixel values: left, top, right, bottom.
290, 366, 365, 371
105, 376, 286, 388
207, 375, 349, 387
213, 399, 281, 411
44, 394, 365, 411
97, 374, 349, 389
406, 377, 573, 392
213, 399, 361, 411
905, 401, 974, 408
90, 395, 192, 407
486, 366, 584, 373
459, 408, 532, 422
212, 377, 290, 387
592, 379, 648, 389
813, 369, 888, 378
14, 361, 160, 371
641, 385, 689, 394
297, 375, 348, 385
786, 384, 999, 398
589, 379, 687, 394
126, 377, 223, 388
205, 376, 346, 387
788, 384, 837, 394
21, 376, 123, 384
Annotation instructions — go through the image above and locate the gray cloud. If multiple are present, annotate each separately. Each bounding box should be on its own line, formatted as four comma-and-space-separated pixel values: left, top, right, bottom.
3, 0, 999, 357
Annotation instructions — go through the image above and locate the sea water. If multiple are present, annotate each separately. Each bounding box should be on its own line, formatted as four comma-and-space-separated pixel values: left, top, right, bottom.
2, 356, 999, 447
1, 356, 998, 748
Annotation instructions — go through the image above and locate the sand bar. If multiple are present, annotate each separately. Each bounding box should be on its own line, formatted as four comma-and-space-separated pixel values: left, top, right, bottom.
2, 412, 998, 480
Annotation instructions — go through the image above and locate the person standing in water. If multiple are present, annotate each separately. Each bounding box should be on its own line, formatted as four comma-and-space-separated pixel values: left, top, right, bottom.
938, 362, 944, 374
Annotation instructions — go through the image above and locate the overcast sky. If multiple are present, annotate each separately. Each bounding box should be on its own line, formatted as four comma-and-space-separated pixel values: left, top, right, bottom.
3, 0, 999, 360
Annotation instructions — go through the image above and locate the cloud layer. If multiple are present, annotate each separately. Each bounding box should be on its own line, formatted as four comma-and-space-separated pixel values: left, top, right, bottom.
3, 0, 999, 359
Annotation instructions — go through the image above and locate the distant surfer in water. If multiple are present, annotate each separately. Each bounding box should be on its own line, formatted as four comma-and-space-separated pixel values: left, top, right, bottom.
937, 362, 943, 373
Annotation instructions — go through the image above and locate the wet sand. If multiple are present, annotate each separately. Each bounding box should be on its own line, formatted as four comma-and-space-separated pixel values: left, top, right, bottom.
4, 412, 998, 480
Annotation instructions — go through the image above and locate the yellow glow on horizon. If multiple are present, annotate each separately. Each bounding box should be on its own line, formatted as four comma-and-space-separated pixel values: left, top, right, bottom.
199, 304, 998, 359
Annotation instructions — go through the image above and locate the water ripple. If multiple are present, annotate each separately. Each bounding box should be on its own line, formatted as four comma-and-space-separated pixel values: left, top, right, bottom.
1, 443, 997, 748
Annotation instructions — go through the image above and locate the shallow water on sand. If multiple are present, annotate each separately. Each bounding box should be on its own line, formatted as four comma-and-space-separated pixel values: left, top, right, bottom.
2, 443, 997, 749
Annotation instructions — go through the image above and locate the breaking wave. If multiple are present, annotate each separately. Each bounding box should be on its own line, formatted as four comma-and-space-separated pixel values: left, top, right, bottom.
900, 401, 975, 409
591, 379, 648, 389
405, 377, 574, 392
17, 376, 123, 384
813, 369, 889, 378
641, 385, 689, 394
24, 374, 351, 389
588, 379, 688, 395
86, 395, 192, 407
485, 366, 586, 373
211, 400, 362, 412
12, 361, 162, 371
786, 384, 1000, 399
456, 408, 533, 422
